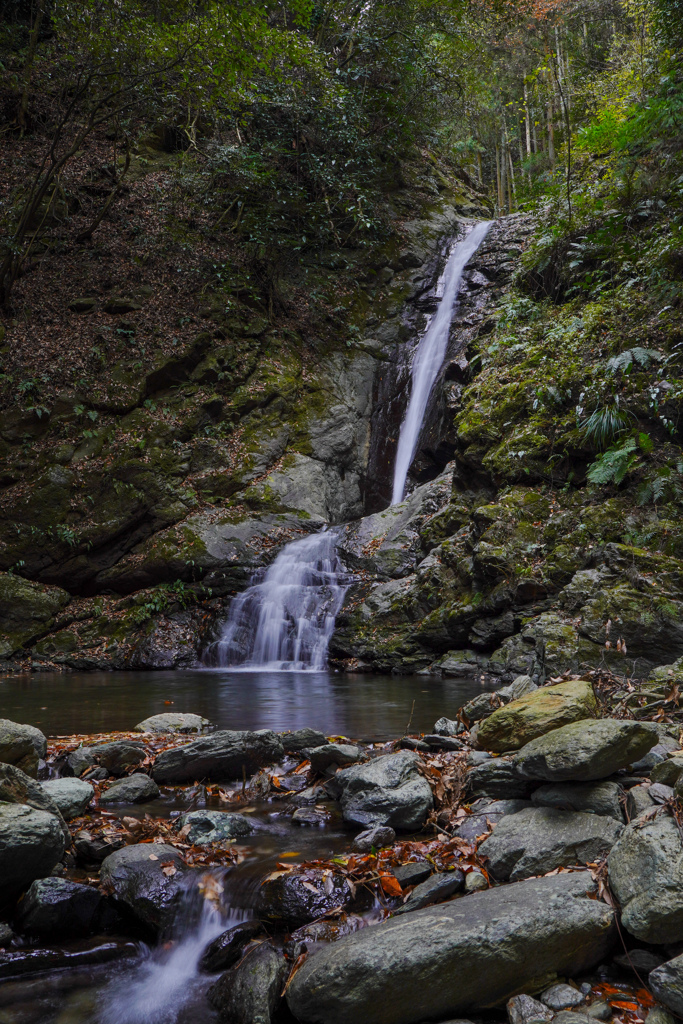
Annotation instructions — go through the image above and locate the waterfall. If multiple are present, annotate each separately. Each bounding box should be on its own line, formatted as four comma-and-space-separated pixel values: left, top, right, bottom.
99, 872, 240, 1024
207, 529, 349, 671
391, 220, 492, 505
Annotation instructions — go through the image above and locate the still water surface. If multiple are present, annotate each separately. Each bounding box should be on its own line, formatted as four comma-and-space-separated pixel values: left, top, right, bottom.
0, 668, 489, 740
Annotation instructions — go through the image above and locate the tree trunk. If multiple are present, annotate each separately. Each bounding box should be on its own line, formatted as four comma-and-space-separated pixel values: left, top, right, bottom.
524, 81, 532, 157
495, 142, 502, 214
547, 99, 556, 165
17, 1, 45, 136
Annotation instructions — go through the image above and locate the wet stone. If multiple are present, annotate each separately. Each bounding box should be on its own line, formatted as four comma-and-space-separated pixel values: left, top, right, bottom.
208, 941, 287, 1024
279, 728, 327, 753
15, 877, 104, 939
649, 954, 683, 1017
393, 870, 464, 914
586, 1001, 612, 1020
200, 920, 262, 973
507, 994, 553, 1024
99, 843, 186, 932
134, 713, 209, 734
307, 743, 363, 773
292, 807, 330, 827
40, 778, 94, 820
99, 774, 160, 805
613, 949, 665, 973
353, 825, 396, 851
392, 861, 432, 887
336, 750, 433, 831
258, 869, 357, 926
540, 984, 584, 1010
176, 810, 254, 844
74, 829, 126, 863
433, 717, 461, 736
424, 735, 465, 751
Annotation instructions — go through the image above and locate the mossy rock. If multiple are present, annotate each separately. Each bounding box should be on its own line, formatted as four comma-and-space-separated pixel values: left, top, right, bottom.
477, 679, 598, 753
0, 574, 70, 657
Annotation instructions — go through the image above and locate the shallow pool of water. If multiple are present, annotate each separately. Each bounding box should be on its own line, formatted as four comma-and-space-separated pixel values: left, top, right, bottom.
0, 668, 490, 741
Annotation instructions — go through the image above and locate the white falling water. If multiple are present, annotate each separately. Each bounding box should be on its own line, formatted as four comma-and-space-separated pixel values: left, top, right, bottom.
99, 874, 241, 1024
391, 220, 492, 505
208, 529, 349, 671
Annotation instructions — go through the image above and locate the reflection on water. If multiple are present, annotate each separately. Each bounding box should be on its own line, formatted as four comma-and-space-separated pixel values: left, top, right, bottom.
0, 669, 490, 740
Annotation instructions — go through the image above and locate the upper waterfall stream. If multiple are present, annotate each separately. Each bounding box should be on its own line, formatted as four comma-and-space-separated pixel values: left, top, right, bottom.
392, 220, 492, 505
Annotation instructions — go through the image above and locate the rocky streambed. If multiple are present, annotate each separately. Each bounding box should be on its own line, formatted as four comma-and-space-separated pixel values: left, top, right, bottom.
0, 678, 682, 1024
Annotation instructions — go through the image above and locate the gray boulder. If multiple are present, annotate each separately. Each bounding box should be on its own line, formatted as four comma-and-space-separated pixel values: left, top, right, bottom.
134, 713, 209, 734
67, 740, 148, 778
176, 810, 254, 844
393, 870, 464, 914
99, 843, 186, 932
286, 873, 615, 1024
0, 803, 65, 904
467, 758, 534, 800
651, 754, 683, 787
0, 719, 47, 777
433, 717, 460, 736
15, 877, 103, 938
513, 720, 657, 782
99, 774, 160, 805
152, 730, 284, 784
40, 777, 94, 819
507, 994, 553, 1024
0, 763, 69, 842
335, 751, 433, 831
279, 728, 327, 753
479, 807, 622, 881
608, 814, 683, 943
308, 743, 363, 773
625, 784, 655, 821
649, 956, 683, 1017
353, 826, 396, 851
208, 942, 287, 1024
531, 781, 623, 820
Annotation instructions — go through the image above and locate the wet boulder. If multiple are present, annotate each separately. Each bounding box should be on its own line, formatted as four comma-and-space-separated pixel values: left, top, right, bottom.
99, 843, 186, 932
99, 774, 159, 805
530, 781, 623, 821
0, 803, 65, 905
200, 920, 262, 973
278, 728, 327, 753
152, 730, 284, 784
479, 807, 622, 881
335, 751, 433, 831
208, 941, 287, 1024
40, 777, 94, 819
176, 810, 254, 844
608, 814, 683, 943
15, 877, 104, 938
308, 743, 363, 773
134, 713, 209, 734
286, 873, 616, 1024
513, 719, 658, 782
258, 869, 358, 926
0, 719, 47, 777
649, 954, 683, 1016
477, 680, 598, 753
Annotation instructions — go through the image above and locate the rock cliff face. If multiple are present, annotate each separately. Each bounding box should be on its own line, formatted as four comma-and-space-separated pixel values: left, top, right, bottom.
0, 181, 495, 671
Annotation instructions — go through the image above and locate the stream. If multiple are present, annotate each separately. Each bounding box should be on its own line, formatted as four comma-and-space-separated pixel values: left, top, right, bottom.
0, 221, 495, 1023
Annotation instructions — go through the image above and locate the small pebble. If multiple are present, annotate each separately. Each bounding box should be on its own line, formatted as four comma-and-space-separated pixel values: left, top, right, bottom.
464, 870, 488, 893
540, 983, 584, 1011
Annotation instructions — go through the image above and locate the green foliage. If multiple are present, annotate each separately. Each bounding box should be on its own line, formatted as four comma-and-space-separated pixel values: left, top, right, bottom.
586, 436, 639, 486
581, 402, 632, 450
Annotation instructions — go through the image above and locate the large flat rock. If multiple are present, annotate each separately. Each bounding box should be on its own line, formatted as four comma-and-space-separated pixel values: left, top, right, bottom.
478, 807, 623, 881
152, 729, 284, 784
286, 874, 616, 1024
608, 814, 683, 943
512, 719, 657, 782
477, 680, 598, 753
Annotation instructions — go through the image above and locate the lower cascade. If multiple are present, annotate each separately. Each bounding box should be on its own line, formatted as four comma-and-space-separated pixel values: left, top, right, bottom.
206, 529, 350, 671
392, 219, 492, 505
